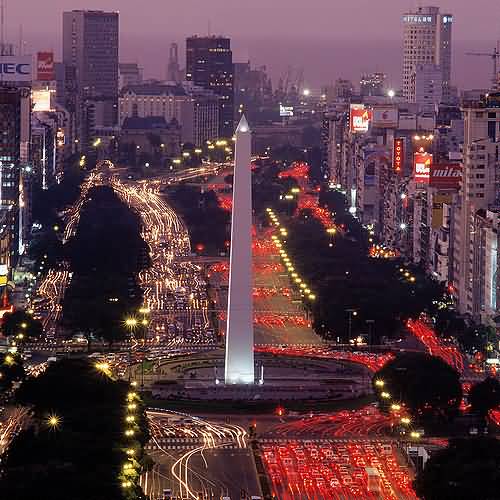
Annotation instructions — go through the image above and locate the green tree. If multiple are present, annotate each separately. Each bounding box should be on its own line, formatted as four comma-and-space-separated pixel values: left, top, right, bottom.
0, 352, 25, 392
1, 310, 43, 340
413, 437, 500, 500
0, 359, 148, 500
469, 377, 500, 422
373, 352, 462, 423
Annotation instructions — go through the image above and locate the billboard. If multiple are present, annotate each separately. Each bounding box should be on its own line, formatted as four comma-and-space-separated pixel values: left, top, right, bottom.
350, 104, 371, 133
393, 138, 404, 173
372, 107, 398, 128
37, 52, 55, 81
279, 104, 294, 117
0, 55, 32, 83
429, 164, 462, 190
414, 152, 432, 184
431, 193, 453, 229
32, 89, 54, 112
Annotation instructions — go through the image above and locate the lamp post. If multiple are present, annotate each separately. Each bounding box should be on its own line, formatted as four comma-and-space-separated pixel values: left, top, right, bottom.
138, 307, 150, 389
346, 309, 357, 344
366, 319, 375, 346
125, 318, 138, 382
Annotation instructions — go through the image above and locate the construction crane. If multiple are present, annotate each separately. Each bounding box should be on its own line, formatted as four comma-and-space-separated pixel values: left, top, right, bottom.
466, 44, 500, 90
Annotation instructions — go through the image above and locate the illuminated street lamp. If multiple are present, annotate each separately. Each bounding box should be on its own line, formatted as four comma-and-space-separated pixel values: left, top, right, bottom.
375, 379, 385, 387
46, 413, 61, 429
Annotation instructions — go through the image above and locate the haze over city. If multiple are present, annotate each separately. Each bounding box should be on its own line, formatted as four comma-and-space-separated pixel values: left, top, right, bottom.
0, 1, 499, 499
5, 0, 500, 88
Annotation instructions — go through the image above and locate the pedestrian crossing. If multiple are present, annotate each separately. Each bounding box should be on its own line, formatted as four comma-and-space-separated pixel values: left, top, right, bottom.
146, 437, 242, 451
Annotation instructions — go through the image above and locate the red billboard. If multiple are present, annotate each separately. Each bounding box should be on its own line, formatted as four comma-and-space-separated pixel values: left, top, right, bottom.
393, 138, 404, 173
350, 104, 372, 133
430, 164, 462, 189
414, 152, 433, 184
37, 52, 55, 81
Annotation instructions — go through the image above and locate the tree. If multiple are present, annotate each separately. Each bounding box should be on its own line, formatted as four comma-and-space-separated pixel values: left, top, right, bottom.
1, 310, 43, 340
413, 437, 500, 500
469, 377, 500, 421
373, 352, 462, 423
0, 359, 149, 500
0, 352, 25, 392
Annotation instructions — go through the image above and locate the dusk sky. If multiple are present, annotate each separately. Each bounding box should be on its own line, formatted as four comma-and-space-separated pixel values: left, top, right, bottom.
5, 1, 500, 88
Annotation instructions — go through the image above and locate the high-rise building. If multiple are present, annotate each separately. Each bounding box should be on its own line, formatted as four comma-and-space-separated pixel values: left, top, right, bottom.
62, 10, 119, 142
186, 36, 233, 138
452, 92, 500, 318
0, 86, 30, 264
414, 63, 443, 113
360, 72, 387, 97
402, 6, 453, 104
167, 43, 182, 84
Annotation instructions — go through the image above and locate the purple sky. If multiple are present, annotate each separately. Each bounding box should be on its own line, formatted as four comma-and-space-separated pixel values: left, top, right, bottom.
5, 1, 500, 88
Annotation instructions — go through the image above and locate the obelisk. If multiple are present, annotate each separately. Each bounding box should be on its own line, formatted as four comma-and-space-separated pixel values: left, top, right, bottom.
224, 115, 254, 385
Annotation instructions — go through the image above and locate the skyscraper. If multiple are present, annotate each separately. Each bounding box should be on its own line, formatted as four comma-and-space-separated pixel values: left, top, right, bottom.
167, 43, 182, 83
402, 6, 452, 104
186, 36, 234, 138
62, 10, 119, 137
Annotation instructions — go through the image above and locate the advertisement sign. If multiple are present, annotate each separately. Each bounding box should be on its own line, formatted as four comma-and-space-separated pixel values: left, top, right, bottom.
414, 152, 432, 184
0, 55, 32, 83
350, 104, 371, 133
394, 139, 404, 173
429, 164, 462, 190
36, 52, 55, 81
32, 89, 54, 112
279, 104, 294, 117
431, 193, 453, 229
372, 107, 398, 128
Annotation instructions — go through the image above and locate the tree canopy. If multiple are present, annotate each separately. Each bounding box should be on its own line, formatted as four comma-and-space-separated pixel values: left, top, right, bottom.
413, 437, 500, 500
373, 352, 462, 423
0, 359, 149, 500
469, 377, 500, 419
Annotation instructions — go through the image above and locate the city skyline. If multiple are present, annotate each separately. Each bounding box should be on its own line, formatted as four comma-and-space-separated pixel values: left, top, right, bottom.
1, 2, 500, 89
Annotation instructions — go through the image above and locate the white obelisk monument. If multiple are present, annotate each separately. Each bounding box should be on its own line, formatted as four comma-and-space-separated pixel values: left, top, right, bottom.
224, 115, 255, 385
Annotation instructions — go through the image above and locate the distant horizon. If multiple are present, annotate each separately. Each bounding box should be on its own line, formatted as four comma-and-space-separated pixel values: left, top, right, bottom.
15, 32, 497, 92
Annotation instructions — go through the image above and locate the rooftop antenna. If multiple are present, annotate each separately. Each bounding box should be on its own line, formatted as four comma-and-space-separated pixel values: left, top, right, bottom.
208, 20, 211, 37
18, 23, 22, 56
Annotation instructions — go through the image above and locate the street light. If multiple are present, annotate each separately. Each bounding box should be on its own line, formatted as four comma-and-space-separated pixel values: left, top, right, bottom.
346, 309, 357, 343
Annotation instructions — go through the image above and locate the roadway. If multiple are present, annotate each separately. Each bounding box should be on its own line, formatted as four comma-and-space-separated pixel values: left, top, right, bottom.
142, 409, 262, 499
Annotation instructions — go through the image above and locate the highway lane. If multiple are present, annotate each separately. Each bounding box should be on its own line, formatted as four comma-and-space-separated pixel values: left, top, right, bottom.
110, 176, 214, 343
142, 409, 261, 499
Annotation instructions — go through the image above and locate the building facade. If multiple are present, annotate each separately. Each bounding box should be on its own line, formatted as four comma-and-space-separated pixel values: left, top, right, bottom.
186, 36, 234, 138
402, 6, 452, 104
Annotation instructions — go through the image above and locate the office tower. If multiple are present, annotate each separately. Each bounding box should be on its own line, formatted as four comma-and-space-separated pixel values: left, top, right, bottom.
225, 116, 254, 385
360, 72, 387, 97
62, 10, 119, 140
186, 36, 233, 138
0, 86, 24, 263
415, 64, 443, 112
402, 6, 452, 104
167, 43, 182, 83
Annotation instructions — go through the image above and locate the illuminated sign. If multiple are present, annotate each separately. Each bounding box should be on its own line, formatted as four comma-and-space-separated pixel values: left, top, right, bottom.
372, 107, 398, 128
0, 56, 32, 82
414, 152, 432, 183
37, 52, 55, 81
32, 89, 54, 112
0, 264, 7, 276
279, 104, 294, 117
394, 138, 404, 173
350, 104, 371, 133
429, 164, 462, 189
403, 15, 433, 23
